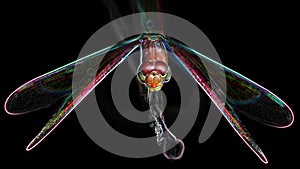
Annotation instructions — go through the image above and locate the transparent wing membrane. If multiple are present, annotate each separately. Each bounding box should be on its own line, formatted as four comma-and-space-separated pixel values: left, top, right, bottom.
4, 33, 294, 164
5, 62, 73, 114
5, 36, 139, 115
165, 37, 294, 163
166, 37, 293, 127
5, 36, 141, 150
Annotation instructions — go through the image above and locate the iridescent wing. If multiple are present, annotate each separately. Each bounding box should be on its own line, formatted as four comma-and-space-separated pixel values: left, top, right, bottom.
4, 35, 141, 150
165, 37, 294, 164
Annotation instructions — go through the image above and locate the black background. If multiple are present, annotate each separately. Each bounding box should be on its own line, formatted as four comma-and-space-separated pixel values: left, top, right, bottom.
1, 0, 299, 168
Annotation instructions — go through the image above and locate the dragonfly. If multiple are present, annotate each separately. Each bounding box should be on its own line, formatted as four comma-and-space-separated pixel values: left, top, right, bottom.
4, 32, 294, 163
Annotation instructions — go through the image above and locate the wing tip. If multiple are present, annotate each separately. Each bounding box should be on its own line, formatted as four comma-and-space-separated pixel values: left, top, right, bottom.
4, 70, 51, 115
26, 145, 33, 151
3, 94, 22, 116
4, 98, 31, 115
270, 101, 295, 129
280, 104, 294, 128
258, 151, 269, 164
4, 83, 31, 116
26, 137, 40, 151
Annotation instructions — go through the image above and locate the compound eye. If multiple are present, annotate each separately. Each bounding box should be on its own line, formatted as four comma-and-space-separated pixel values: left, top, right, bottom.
138, 62, 154, 75
155, 61, 168, 75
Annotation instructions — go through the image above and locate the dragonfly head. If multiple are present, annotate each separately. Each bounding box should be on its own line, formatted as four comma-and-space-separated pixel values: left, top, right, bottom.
137, 61, 171, 91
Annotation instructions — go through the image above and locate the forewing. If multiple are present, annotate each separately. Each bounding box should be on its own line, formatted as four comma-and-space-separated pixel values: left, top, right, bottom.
166, 37, 293, 128
165, 37, 294, 163
4, 36, 140, 115
4, 35, 140, 149
25, 37, 141, 150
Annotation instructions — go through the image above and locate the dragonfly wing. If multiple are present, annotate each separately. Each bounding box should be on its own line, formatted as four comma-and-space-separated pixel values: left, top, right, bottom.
5, 36, 140, 150
166, 37, 293, 128
5, 61, 74, 115
4, 36, 140, 115
165, 37, 294, 164
225, 71, 293, 128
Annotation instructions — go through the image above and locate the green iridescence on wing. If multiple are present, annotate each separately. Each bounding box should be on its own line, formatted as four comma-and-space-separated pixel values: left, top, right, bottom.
266, 93, 285, 107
